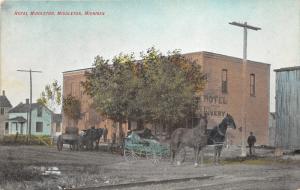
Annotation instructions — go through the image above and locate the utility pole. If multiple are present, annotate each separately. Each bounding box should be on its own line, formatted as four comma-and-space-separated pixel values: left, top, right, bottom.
17, 69, 42, 140
229, 22, 261, 157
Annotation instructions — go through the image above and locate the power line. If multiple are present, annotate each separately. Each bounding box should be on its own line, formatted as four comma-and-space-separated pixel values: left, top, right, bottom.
229, 21, 261, 157
17, 69, 42, 139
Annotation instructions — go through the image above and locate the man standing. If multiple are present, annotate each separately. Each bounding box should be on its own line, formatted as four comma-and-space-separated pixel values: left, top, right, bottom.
247, 132, 256, 156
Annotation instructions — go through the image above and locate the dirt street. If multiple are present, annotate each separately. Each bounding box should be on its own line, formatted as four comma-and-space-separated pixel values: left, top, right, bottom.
0, 145, 299, 190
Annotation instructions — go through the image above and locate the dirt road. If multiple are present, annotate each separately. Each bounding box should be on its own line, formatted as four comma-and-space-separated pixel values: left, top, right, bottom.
0, 145, 299, 190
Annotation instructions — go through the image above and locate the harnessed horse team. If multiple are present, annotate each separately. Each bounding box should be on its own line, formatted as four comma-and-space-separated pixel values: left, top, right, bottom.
170, 113, 236, 166
58, 114, 236, 166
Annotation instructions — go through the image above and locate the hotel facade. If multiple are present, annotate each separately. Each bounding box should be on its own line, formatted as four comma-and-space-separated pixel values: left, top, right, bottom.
62, 51, 270, 145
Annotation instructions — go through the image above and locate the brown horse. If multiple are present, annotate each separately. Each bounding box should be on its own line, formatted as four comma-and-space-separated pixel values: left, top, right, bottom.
170, 114, 208, 166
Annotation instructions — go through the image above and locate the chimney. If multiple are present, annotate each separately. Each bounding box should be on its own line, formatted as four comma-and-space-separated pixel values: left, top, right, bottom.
2, 90, 5, 96
26, 99, 29, 104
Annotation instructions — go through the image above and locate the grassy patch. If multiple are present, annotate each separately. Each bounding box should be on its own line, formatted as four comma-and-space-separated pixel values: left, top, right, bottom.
0, 162, 43, 184
0, 135, 53, 146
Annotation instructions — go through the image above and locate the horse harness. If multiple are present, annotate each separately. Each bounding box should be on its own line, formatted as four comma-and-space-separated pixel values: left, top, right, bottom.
210, 124, 226, 145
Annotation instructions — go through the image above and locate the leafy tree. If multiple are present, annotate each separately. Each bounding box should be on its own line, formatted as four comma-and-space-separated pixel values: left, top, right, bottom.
138, 48, 204, 131
62, 94, 81, 125
37, 80, 62, 113
82, 48, 206, 138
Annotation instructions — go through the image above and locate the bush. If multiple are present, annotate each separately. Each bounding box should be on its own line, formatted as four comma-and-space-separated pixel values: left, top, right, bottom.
0, 135, 52, 146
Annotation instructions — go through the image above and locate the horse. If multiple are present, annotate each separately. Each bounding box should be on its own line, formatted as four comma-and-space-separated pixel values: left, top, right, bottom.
170, 114, 208, 166
79, 128, 104, 150
207, 113, 236, 164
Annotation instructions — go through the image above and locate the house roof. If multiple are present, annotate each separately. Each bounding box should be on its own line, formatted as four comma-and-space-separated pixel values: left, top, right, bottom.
0, 95, 12, 108
9, 116, 27, 122
52, 113, 62, 123
274, 66, 300, 72
8, 102, 51, 113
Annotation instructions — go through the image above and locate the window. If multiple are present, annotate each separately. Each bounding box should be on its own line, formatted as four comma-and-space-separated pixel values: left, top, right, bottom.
250, 74, 255, 96
36, 122, 43, 132
56, 122, 61, 132
221, 69, 228, 93
37, 106, 43, 117
80, 82, 84, 98
0, 108, 4, 115
128, 121, 131, 130
5, 122, 8, 134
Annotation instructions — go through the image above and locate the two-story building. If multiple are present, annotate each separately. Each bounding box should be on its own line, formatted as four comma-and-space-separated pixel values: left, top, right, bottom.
62, 51, 270, 145
0, 90, 13, 138
8, 99, 53, 136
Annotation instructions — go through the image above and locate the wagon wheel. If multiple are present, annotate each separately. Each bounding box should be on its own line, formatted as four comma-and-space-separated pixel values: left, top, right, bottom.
174, 147, 186, 164
146, 150, 162, 165
124, 149, 138, 161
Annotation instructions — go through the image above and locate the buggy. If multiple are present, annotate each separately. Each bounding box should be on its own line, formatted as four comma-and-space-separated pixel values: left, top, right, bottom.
123, 131, 169, 164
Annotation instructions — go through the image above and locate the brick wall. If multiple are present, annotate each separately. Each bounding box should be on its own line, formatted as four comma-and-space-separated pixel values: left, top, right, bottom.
62, 52, 270, 145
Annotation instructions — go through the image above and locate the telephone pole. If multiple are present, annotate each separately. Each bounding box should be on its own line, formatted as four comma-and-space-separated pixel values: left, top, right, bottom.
17, 69, 42, 139
229, 22, 261, 157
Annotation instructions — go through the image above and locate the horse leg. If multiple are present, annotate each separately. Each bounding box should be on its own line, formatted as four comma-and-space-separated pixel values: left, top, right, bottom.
200, 147, 204, 167
95, 139, 99, 151
171, 150, 176, 164
176, 143, 185, 165
170, 144, 175, 164
216, 146, 222, 164
194, 146, 200, 167
214, 146, 218, 165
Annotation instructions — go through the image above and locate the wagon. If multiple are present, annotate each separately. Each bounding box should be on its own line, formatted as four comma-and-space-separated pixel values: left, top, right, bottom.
57, 133, 80, 151
123, 132, 169, 164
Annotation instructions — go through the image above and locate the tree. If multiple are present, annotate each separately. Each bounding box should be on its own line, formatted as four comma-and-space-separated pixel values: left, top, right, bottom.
37, 80, 62, 113
62, 94, 81, 125
82, 48, 206, 139
138, 48, 204, 132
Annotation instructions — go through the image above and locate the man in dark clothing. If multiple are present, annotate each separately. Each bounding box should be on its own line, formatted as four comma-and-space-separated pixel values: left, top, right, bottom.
247, 132, 256, 156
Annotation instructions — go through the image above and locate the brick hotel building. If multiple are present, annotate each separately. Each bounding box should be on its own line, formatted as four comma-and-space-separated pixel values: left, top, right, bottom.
62, 51, 270, 145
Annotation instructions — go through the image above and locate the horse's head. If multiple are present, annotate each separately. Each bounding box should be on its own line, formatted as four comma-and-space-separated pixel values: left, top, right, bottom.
224, 113, 236, 129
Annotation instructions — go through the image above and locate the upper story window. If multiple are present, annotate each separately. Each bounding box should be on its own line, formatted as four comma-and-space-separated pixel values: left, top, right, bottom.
0, 108, 4, 115
221, 69, 228, 94
37, 106, 43, 117
250, 74, 256, 96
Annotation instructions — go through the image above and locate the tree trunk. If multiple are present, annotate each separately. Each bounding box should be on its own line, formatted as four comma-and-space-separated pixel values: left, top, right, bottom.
118, 121, 125, 144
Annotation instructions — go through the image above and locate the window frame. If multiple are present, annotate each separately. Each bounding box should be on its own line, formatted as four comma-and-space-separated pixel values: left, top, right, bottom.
250, 73, 256, 97
37, 106, 43, 117
0, 107, 4, 115
36, 122, 43, 133
221, 69, 228, 94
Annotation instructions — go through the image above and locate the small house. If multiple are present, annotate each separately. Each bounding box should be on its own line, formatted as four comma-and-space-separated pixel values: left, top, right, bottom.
0, 90, 13, 138
8, 99, 52, 136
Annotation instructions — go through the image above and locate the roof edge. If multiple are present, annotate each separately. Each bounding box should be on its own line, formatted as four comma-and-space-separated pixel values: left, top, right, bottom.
62, 51, 270, 74
274, 66, 300, 72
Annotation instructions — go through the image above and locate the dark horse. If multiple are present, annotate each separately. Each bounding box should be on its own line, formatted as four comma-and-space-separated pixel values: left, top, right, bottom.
207, 113, 236, 164
170, 114, 208, 166
80, 128, 104, 150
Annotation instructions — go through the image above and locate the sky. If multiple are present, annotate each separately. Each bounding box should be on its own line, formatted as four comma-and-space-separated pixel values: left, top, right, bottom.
0, 0, 299, 112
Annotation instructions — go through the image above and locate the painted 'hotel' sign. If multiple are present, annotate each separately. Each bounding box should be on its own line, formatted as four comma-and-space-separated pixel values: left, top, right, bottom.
196, 95, 227, 117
